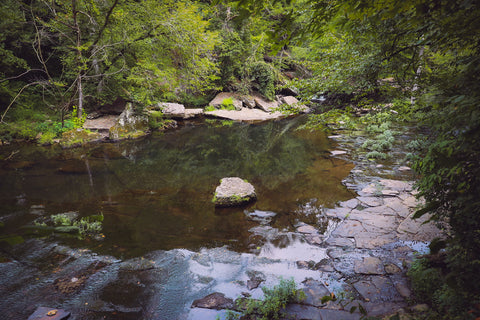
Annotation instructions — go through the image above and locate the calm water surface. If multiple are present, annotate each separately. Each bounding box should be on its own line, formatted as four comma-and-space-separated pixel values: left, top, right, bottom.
0, 116, 354, 258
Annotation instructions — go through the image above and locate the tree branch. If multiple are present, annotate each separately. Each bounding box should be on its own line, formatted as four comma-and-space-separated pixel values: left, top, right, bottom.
91, 0, 120, 48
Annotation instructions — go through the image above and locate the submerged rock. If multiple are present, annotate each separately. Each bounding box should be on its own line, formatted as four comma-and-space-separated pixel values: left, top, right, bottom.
213, 177, 257, 207
27, 307, 70, 320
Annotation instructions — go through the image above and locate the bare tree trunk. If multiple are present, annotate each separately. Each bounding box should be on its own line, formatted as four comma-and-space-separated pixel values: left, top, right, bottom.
72, 0, 84, 119
411, 46, 424, 105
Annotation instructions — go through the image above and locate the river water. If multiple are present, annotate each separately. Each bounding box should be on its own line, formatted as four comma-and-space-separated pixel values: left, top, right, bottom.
0, 116, 354, 259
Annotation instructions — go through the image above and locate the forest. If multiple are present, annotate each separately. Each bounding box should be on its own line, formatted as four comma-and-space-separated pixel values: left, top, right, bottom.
1, 0, 479, 319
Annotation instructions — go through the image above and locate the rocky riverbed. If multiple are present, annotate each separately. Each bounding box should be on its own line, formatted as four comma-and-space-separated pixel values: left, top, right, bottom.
0, 120, 442, 320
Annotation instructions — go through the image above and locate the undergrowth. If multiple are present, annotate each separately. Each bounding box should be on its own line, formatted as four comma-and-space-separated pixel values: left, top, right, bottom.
224, 278, 305, 320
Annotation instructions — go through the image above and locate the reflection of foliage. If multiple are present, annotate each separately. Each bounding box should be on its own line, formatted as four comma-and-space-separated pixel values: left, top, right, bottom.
111, 117, 326, 192
46, 213, 103, 239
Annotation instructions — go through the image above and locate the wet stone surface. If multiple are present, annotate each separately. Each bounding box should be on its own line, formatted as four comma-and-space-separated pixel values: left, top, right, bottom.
1, 121, 444, 320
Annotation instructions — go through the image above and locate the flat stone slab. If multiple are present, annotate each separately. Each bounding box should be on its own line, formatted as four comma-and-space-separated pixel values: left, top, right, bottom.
205, 108, 284, 121
353, 276, 403, 303
285, 304, 361, 320
184, 108, 204, 119
301, 279, 331, 307
28, 307, 70, 320
397, 212, 443, 241
254, 94, 279, 112
354, 257, 385, 275
213, 177, 256, 207
297, 224, 318, 234
331, 150, 347, 156
84, 115, 118, 130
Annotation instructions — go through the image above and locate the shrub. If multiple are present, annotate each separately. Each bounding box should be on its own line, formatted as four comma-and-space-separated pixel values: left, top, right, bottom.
226, 278, 304, 320
250, 61, 275, 100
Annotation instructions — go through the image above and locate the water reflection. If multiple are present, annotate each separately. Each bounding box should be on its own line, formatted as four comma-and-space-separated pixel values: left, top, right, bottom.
0, 116, 354, 257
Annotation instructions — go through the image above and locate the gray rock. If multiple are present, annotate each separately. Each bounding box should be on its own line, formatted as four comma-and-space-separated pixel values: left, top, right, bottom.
357, 196, 383, 207
397, 212, 443, 241
379, 179, 413, 192
339, 199, 359, 209
158, 102, 185, 118
384, 198, 411, 218
247, 278, 263, 290
213, 177, 256, 207
353, 276, 403, 303
241, 95, 256, 109
254, 94, 279, 112
297, 224, 317, 234
354, 232, 397, 249
331, 150, 347, 156
324, 207, 352, 219
191, 292, 234, 310
184, 108, 204, 119
285, 304, 361, 320
301, 279, 331, 307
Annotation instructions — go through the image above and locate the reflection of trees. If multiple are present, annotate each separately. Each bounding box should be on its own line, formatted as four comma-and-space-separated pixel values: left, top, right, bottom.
107, 117, 329, 192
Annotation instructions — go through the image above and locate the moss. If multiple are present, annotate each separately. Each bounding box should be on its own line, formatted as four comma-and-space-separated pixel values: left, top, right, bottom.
59, 129, 101, 148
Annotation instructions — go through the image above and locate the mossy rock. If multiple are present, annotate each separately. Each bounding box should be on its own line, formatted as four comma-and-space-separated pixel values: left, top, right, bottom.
109, 103, 149, 140
213, 177, 257, 207
59, 129, 101, 148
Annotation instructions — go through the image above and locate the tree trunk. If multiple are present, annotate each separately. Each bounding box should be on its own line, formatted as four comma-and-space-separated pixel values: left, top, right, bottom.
72, 0, 84, 119
411, 46, 424, 105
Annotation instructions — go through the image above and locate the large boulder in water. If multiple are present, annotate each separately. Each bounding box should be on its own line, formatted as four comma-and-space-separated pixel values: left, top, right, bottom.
213, 177, 257, 207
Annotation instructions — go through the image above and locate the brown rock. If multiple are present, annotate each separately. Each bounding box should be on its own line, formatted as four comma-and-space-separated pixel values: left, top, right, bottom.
191, 292, 234, 310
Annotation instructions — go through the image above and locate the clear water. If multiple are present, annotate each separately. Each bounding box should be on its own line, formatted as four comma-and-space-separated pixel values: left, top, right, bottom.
0, 116, 354, 258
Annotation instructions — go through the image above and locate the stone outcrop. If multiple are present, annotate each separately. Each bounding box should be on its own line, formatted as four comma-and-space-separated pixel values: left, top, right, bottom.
204, 108, 284, 122
109, 103, 149, 140
209, 92, 243, 110
213, 177, 257, 207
